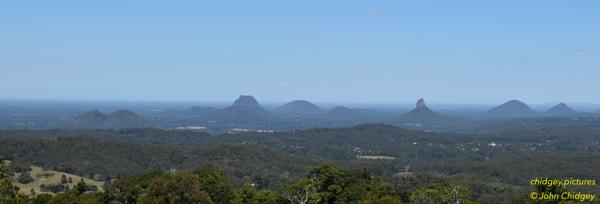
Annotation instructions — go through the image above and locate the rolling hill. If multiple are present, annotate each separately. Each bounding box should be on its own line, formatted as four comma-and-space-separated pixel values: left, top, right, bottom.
318, 106, 371, 121
485, 100, 537, 118
275, 100, 324, 117
13, 166, 105, 196
0, 131, 312, 184
66, 109, 151, 129
545, 103, 578, 116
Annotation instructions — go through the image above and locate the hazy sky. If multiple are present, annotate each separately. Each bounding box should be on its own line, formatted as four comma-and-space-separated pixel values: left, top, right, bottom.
1, 1, 599, 104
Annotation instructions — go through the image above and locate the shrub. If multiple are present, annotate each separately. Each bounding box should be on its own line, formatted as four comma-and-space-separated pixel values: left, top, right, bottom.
17, 172, 34, 184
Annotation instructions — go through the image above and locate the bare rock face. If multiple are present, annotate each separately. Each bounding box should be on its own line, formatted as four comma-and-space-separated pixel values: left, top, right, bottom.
416, 98, 426, 109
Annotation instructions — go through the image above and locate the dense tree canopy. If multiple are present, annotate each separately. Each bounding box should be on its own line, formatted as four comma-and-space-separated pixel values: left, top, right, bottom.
2, 122, 600, 203
2, 156, 482, 204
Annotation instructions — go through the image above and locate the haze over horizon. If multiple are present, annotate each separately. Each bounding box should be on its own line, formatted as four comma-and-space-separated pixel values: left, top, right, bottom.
1, 1, 599, 104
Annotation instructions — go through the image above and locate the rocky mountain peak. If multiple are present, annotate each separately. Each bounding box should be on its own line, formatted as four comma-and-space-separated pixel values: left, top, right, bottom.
416, 98, 426, 109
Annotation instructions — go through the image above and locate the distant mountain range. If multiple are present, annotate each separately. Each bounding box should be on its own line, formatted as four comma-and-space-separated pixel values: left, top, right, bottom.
7, 95, 597, 131
190, 96, 383, 123
189, 96, 594, 124
483, 100, 580, 118
67, 109, 151, 129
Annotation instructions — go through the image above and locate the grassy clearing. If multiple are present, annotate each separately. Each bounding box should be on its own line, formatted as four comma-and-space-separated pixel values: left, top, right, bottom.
13, 166, 105, 196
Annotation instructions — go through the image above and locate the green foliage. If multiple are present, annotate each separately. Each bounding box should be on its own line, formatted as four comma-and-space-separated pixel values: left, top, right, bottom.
307, 162, 345, 203
46, 190, 105, 204
231, 183, 282, 204
0, 160, 485, 204
0, 130, 311, 187
303, 162, 380, 203
75, 179, 87, 194
106, 170, 167, 204
16, 172, 34, 184
359, 182, 404, 204
231, 182, 256, 204
138, 172, 212, 204
31, 194, 53, 204
3, 123, 599, 203
196, 166, 234, 203
514, 181, 570, 204
9, 163, 31, 174
409, 181, 478, 204
279, 162, 388, 204
0, 155, 20, 204
252, 189, 280, 204
281, 178, 315, 204
40, 183, 67, 193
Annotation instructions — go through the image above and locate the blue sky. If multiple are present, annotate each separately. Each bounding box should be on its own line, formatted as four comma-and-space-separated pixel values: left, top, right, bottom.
1, 1, 599, 104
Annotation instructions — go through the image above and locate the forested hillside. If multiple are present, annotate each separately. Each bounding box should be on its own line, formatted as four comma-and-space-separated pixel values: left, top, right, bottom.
2, 155, 489, 204
2, 123, 600, 203
0, 132, 311, 186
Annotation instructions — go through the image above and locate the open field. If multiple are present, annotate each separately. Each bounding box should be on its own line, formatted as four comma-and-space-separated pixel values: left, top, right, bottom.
13, 166, 105, 196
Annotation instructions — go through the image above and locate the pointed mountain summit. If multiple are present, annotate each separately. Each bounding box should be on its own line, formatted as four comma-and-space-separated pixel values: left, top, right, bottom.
398, 98, 447, 121
416, 98, 427, 109
276, 100, 324, 116
486, 100, 537, 118
207, 95, 269, 122
393, 98, 462, 130
545, 103, 577, 116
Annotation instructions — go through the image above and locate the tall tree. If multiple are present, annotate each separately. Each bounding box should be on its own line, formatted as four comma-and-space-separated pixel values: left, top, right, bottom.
196, 166, 234, 203
0, 155, 19, 204
410, 181, 477, 204
138, 172, 212, 204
